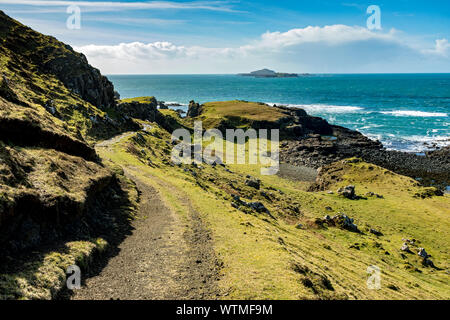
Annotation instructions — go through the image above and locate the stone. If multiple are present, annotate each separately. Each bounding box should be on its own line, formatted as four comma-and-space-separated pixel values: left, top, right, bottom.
337, 185, 356, 199
248, 202, 269, 213
245, 177, 261, 189
417, 248, 429, 259
370, 228, 383, 236
401, 243, 411, 252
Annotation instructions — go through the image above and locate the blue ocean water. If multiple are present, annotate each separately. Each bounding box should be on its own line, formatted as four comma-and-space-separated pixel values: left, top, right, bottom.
108, 74, 450, 152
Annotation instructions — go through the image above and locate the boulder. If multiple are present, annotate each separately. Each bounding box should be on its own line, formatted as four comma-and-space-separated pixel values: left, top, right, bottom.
337, 185, 356, 199
245, 177, 261, 190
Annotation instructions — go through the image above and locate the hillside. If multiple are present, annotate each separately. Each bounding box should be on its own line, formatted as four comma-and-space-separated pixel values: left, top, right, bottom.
0, 12, 449, 300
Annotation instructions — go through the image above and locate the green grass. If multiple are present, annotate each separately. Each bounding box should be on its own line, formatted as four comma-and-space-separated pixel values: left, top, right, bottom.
0, 240, 104, 300
120, 96, 156, 104
96, 121, 450, 300
191, 100, 287, 129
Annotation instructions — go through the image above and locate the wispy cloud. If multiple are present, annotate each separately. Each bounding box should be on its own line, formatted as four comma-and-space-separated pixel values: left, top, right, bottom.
0, 0, 241, 12
85, 16, 187, 26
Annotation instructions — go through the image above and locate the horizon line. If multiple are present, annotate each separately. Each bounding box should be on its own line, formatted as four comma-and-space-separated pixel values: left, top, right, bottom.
105, 72, 450, 76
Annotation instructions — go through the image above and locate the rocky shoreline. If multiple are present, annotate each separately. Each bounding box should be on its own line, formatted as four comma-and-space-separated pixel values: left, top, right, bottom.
279, 119, 449, 189
185, 101, 449, 190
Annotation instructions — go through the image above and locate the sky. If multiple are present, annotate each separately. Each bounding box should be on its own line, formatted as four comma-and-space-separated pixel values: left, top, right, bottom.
1, 0, 450, 74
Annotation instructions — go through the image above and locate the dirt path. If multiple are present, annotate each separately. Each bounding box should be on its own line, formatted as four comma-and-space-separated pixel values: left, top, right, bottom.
72, 133, 219, 300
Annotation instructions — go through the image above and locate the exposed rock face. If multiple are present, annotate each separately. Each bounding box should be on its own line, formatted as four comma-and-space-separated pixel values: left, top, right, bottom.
115, 97, 159, 121
44, 54, 116, 110
0, 10, 115, 110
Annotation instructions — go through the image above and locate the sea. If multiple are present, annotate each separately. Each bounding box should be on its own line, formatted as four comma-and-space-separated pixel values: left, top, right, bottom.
108, 74, 450, 153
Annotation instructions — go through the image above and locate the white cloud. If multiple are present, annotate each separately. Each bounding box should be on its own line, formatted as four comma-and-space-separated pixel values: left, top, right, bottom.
423, 39, 450, 57
77, 41, 189, 59
73, 24, 450, 74
0, 0, 239, 12
241, 25, 399, 52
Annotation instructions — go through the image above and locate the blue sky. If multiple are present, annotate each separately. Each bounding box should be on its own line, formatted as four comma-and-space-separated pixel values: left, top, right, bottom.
1, 0, 450, 73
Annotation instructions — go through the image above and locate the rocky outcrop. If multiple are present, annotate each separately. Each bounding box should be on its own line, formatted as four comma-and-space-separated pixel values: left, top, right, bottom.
115, 97, 159, 121
44, 55, 116, 110
0, 11, 115, 110
187, 100, 202, 117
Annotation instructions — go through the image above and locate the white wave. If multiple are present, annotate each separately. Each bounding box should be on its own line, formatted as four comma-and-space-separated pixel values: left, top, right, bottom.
383, 135, 450, 152
380, 110, 448, 117
266, 103, 364, 114
164, 101, 188, 106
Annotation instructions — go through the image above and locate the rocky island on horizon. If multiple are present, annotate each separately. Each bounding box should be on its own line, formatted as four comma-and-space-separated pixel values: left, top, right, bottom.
238, 68, 300, 78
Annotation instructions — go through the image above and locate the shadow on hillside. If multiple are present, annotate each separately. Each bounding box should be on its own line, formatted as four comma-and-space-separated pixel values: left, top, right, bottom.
0, 176, 139, 300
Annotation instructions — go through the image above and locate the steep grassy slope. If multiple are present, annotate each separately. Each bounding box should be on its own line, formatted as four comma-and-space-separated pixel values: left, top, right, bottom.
0, 10, 121, 142
0, 12, 140, 299
98, 120, 449, 299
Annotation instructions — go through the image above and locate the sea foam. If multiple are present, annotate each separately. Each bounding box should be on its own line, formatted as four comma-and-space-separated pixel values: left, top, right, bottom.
267, 103, 364, 114
380, 110, 448, 117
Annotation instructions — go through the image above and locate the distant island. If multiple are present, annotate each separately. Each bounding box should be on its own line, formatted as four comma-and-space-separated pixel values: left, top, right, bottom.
238, 68, 299, 78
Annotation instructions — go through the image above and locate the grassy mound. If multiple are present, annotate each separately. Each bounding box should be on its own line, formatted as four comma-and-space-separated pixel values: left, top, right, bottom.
190, 100, 288, 130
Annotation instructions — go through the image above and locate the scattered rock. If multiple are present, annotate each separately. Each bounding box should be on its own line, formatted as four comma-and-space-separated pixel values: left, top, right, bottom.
417, 248, 429, 259
369, 228, 383, 236
337, 185, 357, 200
401, 243, 411, 253
248, 202, 269, 213
245, 177, 261, 189
365, 192, 384, 199
231, 196, 270, 214
318, 214, 359, 232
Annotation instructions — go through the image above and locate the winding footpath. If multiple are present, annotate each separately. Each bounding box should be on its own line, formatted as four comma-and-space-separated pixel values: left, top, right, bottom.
71, 132, 220, 300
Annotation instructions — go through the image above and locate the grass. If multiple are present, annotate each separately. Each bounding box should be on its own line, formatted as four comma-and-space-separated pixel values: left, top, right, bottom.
96, 120, 450, 300
0, 240, 103, 300
192, 100, 287, 130
120, 96, 156, 104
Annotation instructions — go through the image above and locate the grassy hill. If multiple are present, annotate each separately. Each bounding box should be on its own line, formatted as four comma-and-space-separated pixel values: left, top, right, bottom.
0, 11, 448, 300
96, 122, 449, 299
